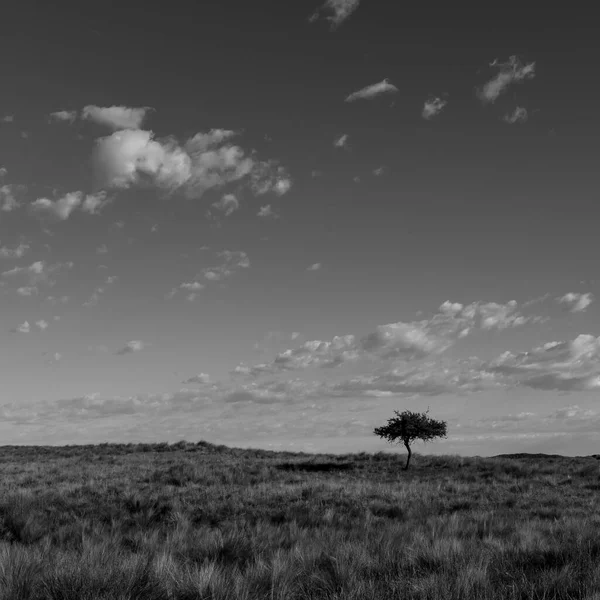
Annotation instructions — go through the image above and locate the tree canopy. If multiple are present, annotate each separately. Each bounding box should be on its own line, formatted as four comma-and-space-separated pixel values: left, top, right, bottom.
373, 407, 447, 470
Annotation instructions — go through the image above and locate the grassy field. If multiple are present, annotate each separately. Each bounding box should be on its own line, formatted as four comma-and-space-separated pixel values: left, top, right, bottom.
0, 441, 600, 599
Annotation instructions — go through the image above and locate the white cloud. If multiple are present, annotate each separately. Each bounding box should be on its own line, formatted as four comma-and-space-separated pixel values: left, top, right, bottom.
202, 250, 250, 282
0, 167, 7, 178
1, 115, 14, 123
372, 166, 385, 176
307, 263, 321, 271
30, 192, 83, 221
422, 96, 447, 120
557, 292, 594, 313
478, 56, 536, 104
212, 194, 239, 217
345, 79, 398, 102
503, 107, 528, 124
17, 286, 37, 296
81, 105, 151, 130
233, 297, 544, 378
81, 191, 111, 215
333, 134, 349, 149
12, 321, 30, 333
116, 340, 145, 355
96, 244, 108, 254
486, 334, 600, 392
49, 110, 77, 124
249, 162, 292, 196
1, 184, 22, 212
0, 242, 29, 258
35, 319, 49, 331
180, 281, 204, 291
2, 260, 72, 288
257, 205, 276, 218
311, 0, 361, 29
83, 275, 117, 307
93, 128, 291, 201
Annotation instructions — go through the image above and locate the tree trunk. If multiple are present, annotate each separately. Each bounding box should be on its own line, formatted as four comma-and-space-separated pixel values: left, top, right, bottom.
403, 440, 411, 470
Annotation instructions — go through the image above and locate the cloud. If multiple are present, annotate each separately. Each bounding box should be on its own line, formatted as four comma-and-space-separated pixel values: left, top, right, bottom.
30, 192, 83, 221
1, 115, 14, 123
307, 263, 321, 271
83, 275, 118, 307
310, 0, 361, 29
345, 79, 398, 102
557, 292, 594, 313
478, 56, 535, 104
1, 184, 22, 212
182, 373, 211, 384
257, 205, 276, 218
486, 334, 600, 392
96, 244, 108, 254
333, 134, 349, 149
324, 360, 500, 399
0, 167, 7, 178
233, 297, 544, 378
503, 107, 528, 124
211, 194, 239, 217
93, 128, 291, 200
1, 260, 73, 288
116, 340, 144, 355
11, 321, 30, 334
180, 281, 204, 292
81, 191, 111, 214
0, 242, 29, 259
249, 162, 292, 196
17, 286, 38, 296
35, 319, 49, 331
81, 105, 151, 130
49, 110, 77, 124
202, 250, 250, 281
422, 96, 447, 119
372, 166, 385, 176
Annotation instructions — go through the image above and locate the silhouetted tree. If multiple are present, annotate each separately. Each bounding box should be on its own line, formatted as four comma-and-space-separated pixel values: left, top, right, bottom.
374, 407, 447, 470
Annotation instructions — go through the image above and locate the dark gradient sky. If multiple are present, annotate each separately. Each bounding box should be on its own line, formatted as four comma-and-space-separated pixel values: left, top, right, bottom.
0, 2, 598, 455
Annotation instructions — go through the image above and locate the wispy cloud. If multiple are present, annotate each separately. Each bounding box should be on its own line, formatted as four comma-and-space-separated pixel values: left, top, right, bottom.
202, 250, 250, 281
306, 263, 321, 271
503, 106, 528, 124
49, 110, 77, 124
182, 373, 211, 384
333, 134, 349, 149
557, 292, 594, 313
477, 56, 535, 104
11, 321, 30, 334
17, 286, 38, 296
81, 105, 152, 130
30, 191, 110, 221
233, 297, 544, 378
486, 335, 600, 392
0, 242, 30, 259
83, 275, 118, 307
1, 184, 23, 212
257, 205, 276, 219
115, 340, 145, 355
345, 79, 398, 102
422, 96, 447, 120
211, 194, 239, 217
310, 0, 361, 29
35, 319, 49, 331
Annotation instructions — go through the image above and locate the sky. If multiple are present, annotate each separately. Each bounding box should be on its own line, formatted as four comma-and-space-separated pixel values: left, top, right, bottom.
0, 2, 599, 456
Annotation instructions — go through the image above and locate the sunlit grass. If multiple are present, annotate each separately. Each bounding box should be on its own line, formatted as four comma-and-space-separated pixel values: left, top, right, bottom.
0, 441, 599, 598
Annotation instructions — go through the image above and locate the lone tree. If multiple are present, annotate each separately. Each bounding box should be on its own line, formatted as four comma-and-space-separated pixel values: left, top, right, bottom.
374, 407, 447, 470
